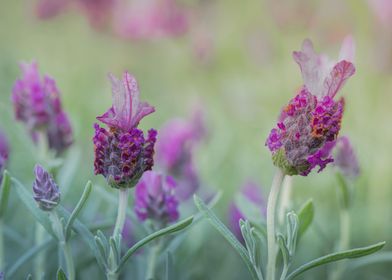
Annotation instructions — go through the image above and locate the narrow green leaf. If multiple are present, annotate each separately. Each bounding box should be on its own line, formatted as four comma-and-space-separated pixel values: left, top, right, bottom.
277, 233, 289, 266
57, 268, 68, 280
297, 199, 314, 238
286, 212, 299, 256
58, 148, 81, 198
25, 274, 33, 280
194, 195, 259, 280
7, 239, 55, 278
12, 177, 56, 238
117, 216, 193, 273
285, 242, 386, 280
109, 236, 120, 265
65, 181, 92, 240
348, 252, 392, 271
0, 170, 11, 217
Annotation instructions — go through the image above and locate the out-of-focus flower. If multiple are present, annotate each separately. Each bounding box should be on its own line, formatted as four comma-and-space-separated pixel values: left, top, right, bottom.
156, 110, 205, 200
121, 218, 135, 248
77, 0, 116, 29
134, 171, 179, 226
368, 0, 392, 26
94, 72, 157, 188
12, 61, 73, 155
228, 181, 266, 242
333, 136, 360, 179
33, 164, 61, 211
113, 0, 188, 40
35, 0, 69, 19
0, 129, 9, 182
266, 37, 356, 176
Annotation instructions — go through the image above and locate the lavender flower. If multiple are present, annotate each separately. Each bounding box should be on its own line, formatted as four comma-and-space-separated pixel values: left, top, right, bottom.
0, 129, 9, 182
266, 36, 356, 176
333, 136, 360, 179
228, 181, 266, 242
113, 0, 188, 40
94, 72, 157, 188
134, 171, 179, 226
33, 164, 61, 211
12, 61, 73, 154
156, 111, 205, 200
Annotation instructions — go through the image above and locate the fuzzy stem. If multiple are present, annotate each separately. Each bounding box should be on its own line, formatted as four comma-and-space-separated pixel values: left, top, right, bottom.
278, 176, 293, 226
146, 241, 162, 280
266, 169, 285, 280
34, 223, 46, 280
0, 220, 4, 272
112, 188, 129, 238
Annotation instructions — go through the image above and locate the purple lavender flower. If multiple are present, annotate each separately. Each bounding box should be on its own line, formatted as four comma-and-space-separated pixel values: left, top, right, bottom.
94, 72, 157, 188
0, 129, 8, 182
266, 36, 356, 176
228, 182, 266, 241
33, 164, 61, 211
12, 61, 73, 154
333, 136, 360, 179
156, 110, 205, 200
134, 171, 179, 226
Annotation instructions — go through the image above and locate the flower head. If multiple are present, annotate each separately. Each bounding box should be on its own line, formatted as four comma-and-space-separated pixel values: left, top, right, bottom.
33, 164, 61, 211
156, 110, 205, 200
12, 61, 73, 154
0, 130, 9, 182
266, 37, 355, 176
94, 72, 157, 188
134, 171, 179, 226
333, 136, 360, 179
228, 181, 266, 242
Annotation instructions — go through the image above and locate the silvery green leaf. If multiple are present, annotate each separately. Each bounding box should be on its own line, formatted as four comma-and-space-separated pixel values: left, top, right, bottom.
286, 212, 299, 256
65, 181, 92, 240
297, 199, 314, 238
277, 233, 290, 266
194, 195, 259, 280
57, 147, 81, 198
25, 274, 32, 280
109, 236, 120, 265
94, 236, 108, 270
117, 216, 193, 274
285, 242, 386, 280
0, 170, 11, 217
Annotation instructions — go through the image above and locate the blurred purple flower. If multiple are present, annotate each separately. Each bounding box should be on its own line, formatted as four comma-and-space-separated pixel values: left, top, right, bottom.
94, 72, 157, 188
121, 218, 135, 248
156, 110, 205, 200
266, 36, 356, 176
77, 0, 116, 29
228, 181, 266, 242
12, 61, 73, 155
35, 0, 69, 19
368, 0, 392, 26
333, 136, 360, 179
0, 130, 9, 182
33, 164, 61, 211
113, 0, 188, 40
134, 171, 179, 226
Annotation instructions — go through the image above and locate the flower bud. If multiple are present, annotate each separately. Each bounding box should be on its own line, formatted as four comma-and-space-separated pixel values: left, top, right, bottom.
33, 164, 60, 211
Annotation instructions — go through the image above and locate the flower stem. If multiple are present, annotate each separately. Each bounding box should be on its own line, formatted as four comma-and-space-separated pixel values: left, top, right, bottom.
112, 188, 129, 238
266, 169, 285, 280
0, 220, 4, 272
34, 223, 46, 280
278, 176, 293, 226
146, 241, 162, 280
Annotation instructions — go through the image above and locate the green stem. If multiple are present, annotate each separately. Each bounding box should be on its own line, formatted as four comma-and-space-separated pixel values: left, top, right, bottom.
0, 220, 4, 272
34, 223, 46, 280
146, 242, 162, 280
278, 176, 293, 226
112, 188, 129, 238
266, 169, 285, 280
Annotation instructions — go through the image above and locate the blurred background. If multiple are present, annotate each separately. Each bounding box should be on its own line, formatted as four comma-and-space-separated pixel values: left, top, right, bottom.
1, 0, 392, 279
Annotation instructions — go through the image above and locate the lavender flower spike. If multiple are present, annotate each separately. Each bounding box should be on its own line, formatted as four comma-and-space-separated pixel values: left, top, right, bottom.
266, 36, 356, 176
94, 72, 157, 188
33, 164, 60, 211
134, 171, 179, 227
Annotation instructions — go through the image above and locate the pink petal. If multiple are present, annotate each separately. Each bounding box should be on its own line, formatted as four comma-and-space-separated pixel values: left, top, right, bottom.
323, 60, 356, 98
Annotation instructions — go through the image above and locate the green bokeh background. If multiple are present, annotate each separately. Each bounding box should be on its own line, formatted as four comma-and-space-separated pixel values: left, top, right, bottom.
1, 0, 392, 279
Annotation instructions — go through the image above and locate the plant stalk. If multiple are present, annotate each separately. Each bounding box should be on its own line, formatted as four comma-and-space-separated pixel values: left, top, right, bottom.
146, 241, 162, 280
112, 188, 129, 238
266, 169, 285, 280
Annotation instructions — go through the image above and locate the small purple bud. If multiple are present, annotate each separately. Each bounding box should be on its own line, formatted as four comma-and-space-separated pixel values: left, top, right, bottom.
33, 164, 60, 211
134, 171, 179, 227
334, 136, 360, 179
228, 181, 266, 243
